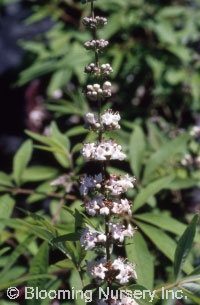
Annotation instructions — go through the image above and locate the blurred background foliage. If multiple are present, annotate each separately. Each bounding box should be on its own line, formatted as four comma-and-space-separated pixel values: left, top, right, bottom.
0, 0, 200, 304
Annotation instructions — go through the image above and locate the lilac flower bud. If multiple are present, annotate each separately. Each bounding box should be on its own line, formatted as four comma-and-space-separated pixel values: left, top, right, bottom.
82, 16, 107, 29
84, 39, 109, 51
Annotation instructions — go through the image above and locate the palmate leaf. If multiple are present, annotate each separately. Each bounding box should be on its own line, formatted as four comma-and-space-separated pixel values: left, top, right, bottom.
13, 140, 33, 186
125, 233, 154, 290
174, 215, 198, 279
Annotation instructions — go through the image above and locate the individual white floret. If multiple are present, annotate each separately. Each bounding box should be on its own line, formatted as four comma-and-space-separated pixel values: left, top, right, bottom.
101, 109, 121, 130
195, 156, 200, 167
80, 227, 107, 250
111, 198, 132, 216
119, 296, 139, 305
81, 143, 96, 161
112, 258, 137, 284
97, 296, 138, 305
103, 81, 112, 90
190, 126, 200, 138
181, 154, 193, 166
110, 223, 136, 243
87, 258, 108, 280
85, 112, 98, 125
80, 173, 103, 196
105, 174, 136, 195
85, 196, 104, 216
80, 228, 98, 250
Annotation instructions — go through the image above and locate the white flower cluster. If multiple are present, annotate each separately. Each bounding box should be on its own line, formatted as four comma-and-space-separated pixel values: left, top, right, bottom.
81, 140, 126, 161
110, 223, 136, 243
80, 173, 102, 196
87, 257, 137, 284
81, 2, 138, 295
86, 82, 112, 101
85, 196, 132, 216
101, 109, 120, 130
84, 39, 109, 51
98, 296, 138, 305
82, 16, 107, 29
181, 154, 193, 166
181, 154, 200, 167
80, 228, 106, 250
80, 173, 135, 197
105, 174, 136, 195
112, 258, 137, 284
85, 63, 113, 76
190, 126, 200, 139
85, 109, 120, 131
87, 258, 107, 280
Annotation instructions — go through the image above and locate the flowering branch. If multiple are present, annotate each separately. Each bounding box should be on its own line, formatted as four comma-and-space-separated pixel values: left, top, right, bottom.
80, 1, 138, 304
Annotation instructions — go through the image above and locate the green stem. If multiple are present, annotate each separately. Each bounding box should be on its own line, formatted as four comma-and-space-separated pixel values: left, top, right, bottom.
90, 0, 110, 265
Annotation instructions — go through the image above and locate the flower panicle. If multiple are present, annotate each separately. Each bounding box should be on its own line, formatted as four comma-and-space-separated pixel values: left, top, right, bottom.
80, 1, 138, 304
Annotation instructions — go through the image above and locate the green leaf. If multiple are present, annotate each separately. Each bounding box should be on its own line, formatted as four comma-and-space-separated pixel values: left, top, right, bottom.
133, 176, 174, 212
180, 274, 200, 284
0, 235, 35, 278
50, 121, 70, 151
0, 194, 15, 233
28, 242, 49, 296
0, 172, 13, 187
14, 219, 54, 242
167, 178, 199, 190
174, 215, 198, 279
126, 233, 154, 290
22, 166, 59, 182
51, 233, 80, 243
143, 133, 189, 183
134, 213, 200, 243
13, 140, 33, 185
25, 130, 56, 147
120, 284, 158, 305
0, 247, 11, 256
180, 283, 200, 304
48, 259, 75, 273
134, 221, 192, 274
69, 270, 86, 305
188, 265, 200, 276
0, 274, 56, 290
25, 125, 71, 169
26, 181, 56, 204
129, 126, 146, 178
66, 126, 88, 137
